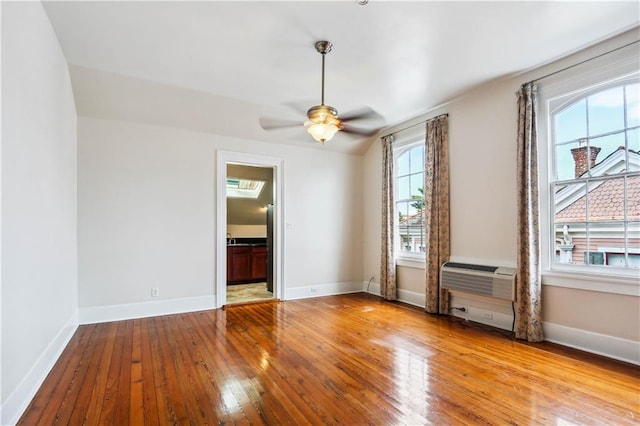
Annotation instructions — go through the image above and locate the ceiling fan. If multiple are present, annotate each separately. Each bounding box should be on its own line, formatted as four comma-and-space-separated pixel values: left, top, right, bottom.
259, 41, 383, 144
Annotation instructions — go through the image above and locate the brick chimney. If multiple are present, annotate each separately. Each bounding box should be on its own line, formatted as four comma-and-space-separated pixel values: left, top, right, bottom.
570, 139, 601, 178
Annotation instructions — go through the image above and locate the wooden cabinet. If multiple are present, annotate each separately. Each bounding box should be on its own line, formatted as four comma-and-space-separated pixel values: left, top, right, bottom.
227, 245, 268, 284
227, 246, 251, 282
251, 246, 267, 280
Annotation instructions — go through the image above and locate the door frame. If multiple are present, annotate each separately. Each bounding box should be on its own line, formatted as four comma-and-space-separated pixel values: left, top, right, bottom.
215, 150, 285, 308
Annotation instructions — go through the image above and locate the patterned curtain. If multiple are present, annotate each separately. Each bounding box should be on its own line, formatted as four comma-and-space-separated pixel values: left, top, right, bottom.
380, 135, 397, 300
515, 83, 544, 342
424, 115, 450, 314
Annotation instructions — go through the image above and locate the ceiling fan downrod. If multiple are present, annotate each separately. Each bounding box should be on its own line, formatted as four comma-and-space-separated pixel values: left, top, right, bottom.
305, 40, 345, 143
315, 41, 332, 105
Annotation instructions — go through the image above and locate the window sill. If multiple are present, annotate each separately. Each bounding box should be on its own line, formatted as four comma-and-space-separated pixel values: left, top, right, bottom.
542, 270, 640, 296
396, 257, 426, 269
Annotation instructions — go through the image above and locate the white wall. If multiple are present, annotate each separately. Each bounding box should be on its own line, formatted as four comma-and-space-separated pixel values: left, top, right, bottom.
227, 225, 267, 238
1, 2, 78, 424
78, 117, 363, 318
362, 29, 640, 364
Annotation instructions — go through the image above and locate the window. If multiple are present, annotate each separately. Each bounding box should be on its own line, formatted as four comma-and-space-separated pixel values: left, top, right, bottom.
395, 141, 425, 257
226, 178, 265, 199
551, 81, 639, 273
542, 50, 639, 279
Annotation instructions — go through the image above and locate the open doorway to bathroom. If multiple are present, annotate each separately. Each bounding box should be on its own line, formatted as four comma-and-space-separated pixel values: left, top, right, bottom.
216, 151, 284, 308
225, 164, 274, 304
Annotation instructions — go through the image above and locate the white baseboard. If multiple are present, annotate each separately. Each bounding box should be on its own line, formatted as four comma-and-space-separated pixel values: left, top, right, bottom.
79, 295, 216, 325
286, 281, 362, 300
362, 281, 425, 308
363, 280, 381, 296
449, 293, 514, 331
1, 312, 79, 426
543, 322, 640, 366
397, 288, 426, 308
362, 283, 638, 365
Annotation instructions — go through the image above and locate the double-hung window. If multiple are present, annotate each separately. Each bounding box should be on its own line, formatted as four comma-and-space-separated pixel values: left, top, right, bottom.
394, 135, 425, 260
538, 43, 639, 289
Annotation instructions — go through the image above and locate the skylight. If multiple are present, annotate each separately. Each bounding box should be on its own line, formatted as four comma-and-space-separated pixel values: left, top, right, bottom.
226, 178, 265, 199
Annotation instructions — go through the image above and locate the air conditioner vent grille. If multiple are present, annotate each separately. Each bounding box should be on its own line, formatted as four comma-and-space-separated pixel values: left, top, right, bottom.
441, 263, 516, 301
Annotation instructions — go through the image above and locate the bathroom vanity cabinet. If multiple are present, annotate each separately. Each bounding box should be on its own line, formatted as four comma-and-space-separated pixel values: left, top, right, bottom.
227, 245, 267, 284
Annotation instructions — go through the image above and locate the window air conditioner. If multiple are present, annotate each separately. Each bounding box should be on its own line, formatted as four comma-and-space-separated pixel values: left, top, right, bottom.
440, 262, 516, 302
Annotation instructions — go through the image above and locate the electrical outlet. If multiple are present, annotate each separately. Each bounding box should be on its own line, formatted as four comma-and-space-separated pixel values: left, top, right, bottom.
151, 287, 159, 297
310, 287, 317, 293
482, 312, 493, 320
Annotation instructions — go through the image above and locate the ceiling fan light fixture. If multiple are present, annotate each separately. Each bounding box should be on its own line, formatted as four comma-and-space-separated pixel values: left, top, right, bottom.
305, 121, 339, 143
305, 104, 341, 143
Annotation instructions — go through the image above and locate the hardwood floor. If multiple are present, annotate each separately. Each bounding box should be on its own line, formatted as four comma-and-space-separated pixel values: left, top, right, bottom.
19, 293, 639, 425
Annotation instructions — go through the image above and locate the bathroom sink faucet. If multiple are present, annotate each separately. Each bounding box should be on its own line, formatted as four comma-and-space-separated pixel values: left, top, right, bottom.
226, 233, 236, 245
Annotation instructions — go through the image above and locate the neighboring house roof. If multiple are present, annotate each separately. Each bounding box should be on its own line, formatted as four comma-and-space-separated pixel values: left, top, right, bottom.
556, 176, 640, 222
399, 212, 424, 229
555, 147, 640, 223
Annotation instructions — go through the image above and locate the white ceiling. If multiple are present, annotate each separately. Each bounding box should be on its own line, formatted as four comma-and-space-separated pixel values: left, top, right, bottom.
42, 1, 640, 154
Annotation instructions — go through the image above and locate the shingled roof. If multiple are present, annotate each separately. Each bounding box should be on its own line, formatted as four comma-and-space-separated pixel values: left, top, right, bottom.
556, 176, 640, 222
555, 147, 640, 222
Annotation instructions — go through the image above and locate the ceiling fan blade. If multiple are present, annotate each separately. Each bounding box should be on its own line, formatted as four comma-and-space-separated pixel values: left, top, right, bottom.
339, 107, 383, 122
341, 125, 380, 137
282, 100, 314, 116
259, 117, 302, 131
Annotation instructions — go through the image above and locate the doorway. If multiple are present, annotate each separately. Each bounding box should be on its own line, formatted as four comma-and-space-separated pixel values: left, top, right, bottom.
226, 164, 273, 304
216, 151, 284, 308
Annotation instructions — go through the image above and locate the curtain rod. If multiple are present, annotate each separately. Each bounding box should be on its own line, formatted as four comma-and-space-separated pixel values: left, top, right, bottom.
381, 113, 448, 139
527, 39, 639, 85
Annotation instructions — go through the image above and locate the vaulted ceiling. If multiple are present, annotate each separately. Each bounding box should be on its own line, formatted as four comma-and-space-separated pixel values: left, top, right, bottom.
42, 1, 640, 154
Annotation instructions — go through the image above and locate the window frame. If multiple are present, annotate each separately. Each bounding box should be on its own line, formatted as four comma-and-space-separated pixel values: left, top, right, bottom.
393, 133, 427, 265
537, 43, 640, 296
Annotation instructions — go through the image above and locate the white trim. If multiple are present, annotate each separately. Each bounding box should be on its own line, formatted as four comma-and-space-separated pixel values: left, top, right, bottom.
78, 295, 216, 324
397, 288, 425, 308
364, 280, 381, 296
542, 272, 640, 296
362, 280, 426, 308
216, 150, 285, 308
285, 281, 362, 300
396, 257, 426, 269
598, 246, 640, 254
543, 321, 640, 366
0, 0, 3, 418
1, 312, 78, 426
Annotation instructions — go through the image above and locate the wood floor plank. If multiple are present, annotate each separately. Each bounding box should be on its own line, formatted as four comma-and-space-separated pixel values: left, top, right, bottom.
138, 317, 161, 425
129, 319, 144, 426
43, 324, 105, 426
65, 322, 115, 425
18, 293, 640, 425
76, 322, 117, 425
16, 324, 95, 425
